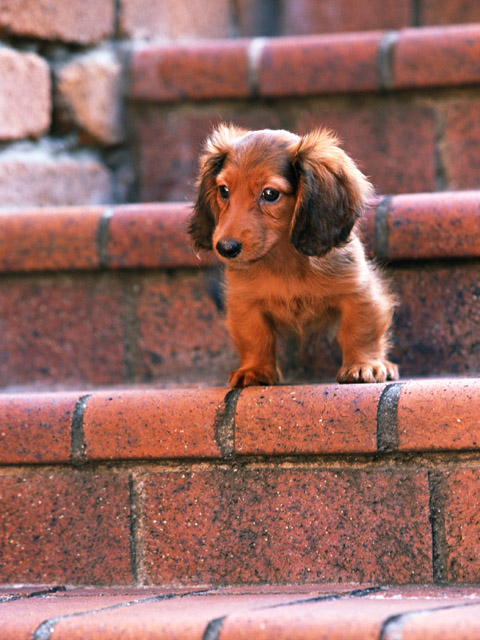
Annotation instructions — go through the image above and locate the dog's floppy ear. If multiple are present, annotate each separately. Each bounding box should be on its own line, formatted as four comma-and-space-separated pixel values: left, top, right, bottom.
290, 129, 373, 257
189, 124, 246, 252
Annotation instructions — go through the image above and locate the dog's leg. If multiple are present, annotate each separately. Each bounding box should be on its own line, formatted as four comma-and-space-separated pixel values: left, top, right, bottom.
335, 293, 399, 384
227, 303, 280, 387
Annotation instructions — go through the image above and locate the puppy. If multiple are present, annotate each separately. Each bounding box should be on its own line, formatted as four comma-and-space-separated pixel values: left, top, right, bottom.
189, 124, 398, 387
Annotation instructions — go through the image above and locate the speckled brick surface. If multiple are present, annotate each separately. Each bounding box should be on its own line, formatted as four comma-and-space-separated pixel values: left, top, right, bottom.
131, 40, 250, 101
393, 24, 480, 89
258, 32, 382, 96
385, 191, 480, 260
140, 467, 432, 585
0, 274, 126, 389
0, 470, 132, 584
439, 469, 480, 583
235, 383, 381, 455
82, 387, 227, 460
0, 207, 103, 272
135, 273, 235, 386
397, 379, 480, 451
0, 393, 77, 464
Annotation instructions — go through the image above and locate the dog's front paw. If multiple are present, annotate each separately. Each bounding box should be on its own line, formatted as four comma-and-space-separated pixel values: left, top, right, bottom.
229, 365, 280, 388
337, 360, 399, 384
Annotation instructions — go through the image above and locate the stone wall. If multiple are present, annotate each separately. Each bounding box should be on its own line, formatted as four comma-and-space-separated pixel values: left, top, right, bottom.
0, 0, 479, 207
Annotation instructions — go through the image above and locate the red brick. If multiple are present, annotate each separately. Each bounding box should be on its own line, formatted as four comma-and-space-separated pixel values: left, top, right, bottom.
136, 274, 234, 386
136, 100, 435, 203
0, 275, 125, 388
120, 0, 231, 39
360, 201, 377, 259
0, 593, 145, 640
108, 203, 217, 269
0, 471, 132, 584
393, 603, 480, 640
386, 192, 480, 260
0, 393, 77, 464
0, 207, 102, 272
235, 383, 381, 455
393, 24, 480, 89
82, 388, 227, 460
131, 40, 250, 102
136, 109, 282, 202
397, 379, 480, 452
421, 0, 480, 26
443, 101, 480, 191
293, 101, 436, 194
281, 0, 411, 34
441, 469, 480, 583
258, 32, 382, 97
51, 592, 318, 639
221, 597, 469, 640
0, 0, 114, 44
390, 265, 480, 378
0, 48, 50, 141
142, 468, 432, 585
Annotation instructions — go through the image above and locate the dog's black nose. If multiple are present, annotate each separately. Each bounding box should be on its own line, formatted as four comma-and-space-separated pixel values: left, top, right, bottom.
216, 239, 242, 258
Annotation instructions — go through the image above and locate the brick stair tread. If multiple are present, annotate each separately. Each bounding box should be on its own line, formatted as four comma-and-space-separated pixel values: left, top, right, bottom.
1, 584, 480, 639
1, 377, 479, 464
0, 191, 479, 274
130, 23, 480, 102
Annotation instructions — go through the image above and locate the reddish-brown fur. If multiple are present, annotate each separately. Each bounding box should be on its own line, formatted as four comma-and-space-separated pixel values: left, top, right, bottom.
189, 124, 399, 387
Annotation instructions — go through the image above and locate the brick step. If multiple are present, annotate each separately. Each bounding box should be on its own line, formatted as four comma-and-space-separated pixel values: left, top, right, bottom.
128, 23, 480, 199
1, 378, 480, 587
1, 585, 480, 640
0, 191, 478, 390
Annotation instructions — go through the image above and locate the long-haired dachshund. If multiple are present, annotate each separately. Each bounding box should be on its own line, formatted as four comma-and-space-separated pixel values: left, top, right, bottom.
189, 124, 399, 387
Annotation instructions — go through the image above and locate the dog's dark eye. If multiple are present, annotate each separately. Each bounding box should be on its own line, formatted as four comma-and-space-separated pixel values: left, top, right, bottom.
218, 185, 230, 200
262, 188, 280, 202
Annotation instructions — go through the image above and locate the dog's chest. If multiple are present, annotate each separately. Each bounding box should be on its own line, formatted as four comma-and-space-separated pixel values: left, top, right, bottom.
266, 293, 319, 328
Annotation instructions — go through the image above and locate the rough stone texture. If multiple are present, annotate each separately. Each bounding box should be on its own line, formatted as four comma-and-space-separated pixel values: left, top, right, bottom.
82, 388, 227, 460
292, 100, 436, 195
0, 470, 132, 584
0, 393, 77, 464
421, 0, 480, 25
0, 47, 51, 141
136, 108, 282, 202
441, 469, 480, 583
0, 0, 115, 44
131, 40, 250, 102
56, 50, 125, 145
107, 203, 217, 269
385, 191, 480, 260
119, 0, 231, 40
281, 0, 411, 34
258, 32, 383, 96
0, 147, 113, 206
397, 379, 480, 452
442, 100, 480, 191
390, 264, 480, 378
0, 274, 126, 389
135, 99, 436, 202
235, 383, 382, 455
393, 25, 480, 89
0, 207, 103, 272
136, 272, 235, 386
142, 467, 432, 585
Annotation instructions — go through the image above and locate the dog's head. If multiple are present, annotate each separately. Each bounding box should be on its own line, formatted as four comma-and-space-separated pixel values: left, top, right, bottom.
189, 124, 373, 265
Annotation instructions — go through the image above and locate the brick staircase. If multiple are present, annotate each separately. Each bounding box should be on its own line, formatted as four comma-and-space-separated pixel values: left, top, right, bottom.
2, 21, 480, 640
